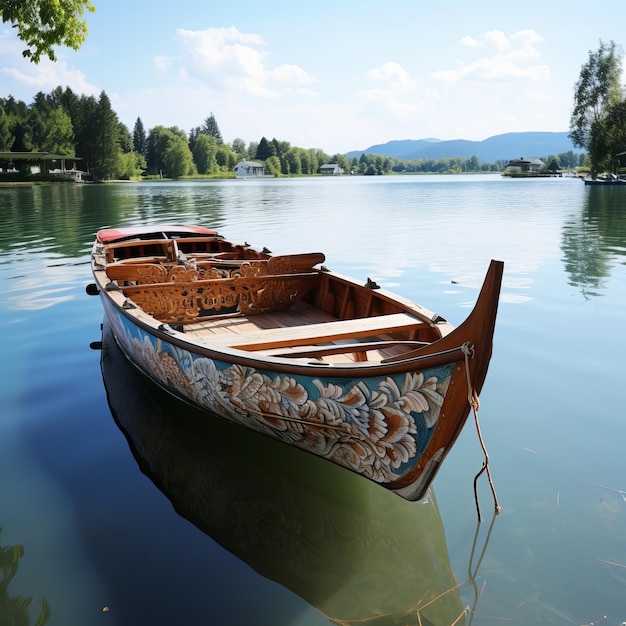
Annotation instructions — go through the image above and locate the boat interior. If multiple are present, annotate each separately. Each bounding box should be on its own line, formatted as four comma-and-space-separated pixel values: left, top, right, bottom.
96, 234, 447, 364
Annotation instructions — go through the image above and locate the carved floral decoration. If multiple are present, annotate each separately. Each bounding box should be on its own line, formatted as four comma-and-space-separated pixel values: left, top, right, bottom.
109, 313, 452, 484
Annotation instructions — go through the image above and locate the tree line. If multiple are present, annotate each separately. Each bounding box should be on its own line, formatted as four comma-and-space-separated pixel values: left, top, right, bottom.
0, 86, 361, 180
0, 84, 587, 181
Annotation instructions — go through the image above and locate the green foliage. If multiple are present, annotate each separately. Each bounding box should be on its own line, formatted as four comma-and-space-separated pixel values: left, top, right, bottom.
117, 151, 146, 179
231, 137, 247, 159
215, 144, 237, 170
146, 125, 177, 175
192, 134, 217, 174
0, 108, 10, 150
133, 117, 146, 156
255, 136, 276, 161
164, 136, 195, 178
93, 91, 122, 179
200, 113, 223, 145
23, 91, 75, 155
0, 0, 95, 63
38, 107, 75, 155
569, 40, 625, 170
264, 155, 281, 176
284, 148, 301, 175
118, 122, 133, 153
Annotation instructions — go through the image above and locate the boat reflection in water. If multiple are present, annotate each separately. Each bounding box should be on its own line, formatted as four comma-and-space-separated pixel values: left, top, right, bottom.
101, 320, 491, 625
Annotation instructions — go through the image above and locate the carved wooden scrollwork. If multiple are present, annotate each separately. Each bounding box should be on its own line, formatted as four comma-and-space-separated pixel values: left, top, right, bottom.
122, 274, 319, 323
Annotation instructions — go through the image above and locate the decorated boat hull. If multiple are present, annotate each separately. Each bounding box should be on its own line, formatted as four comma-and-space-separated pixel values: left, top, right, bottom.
90, 225, 503, 501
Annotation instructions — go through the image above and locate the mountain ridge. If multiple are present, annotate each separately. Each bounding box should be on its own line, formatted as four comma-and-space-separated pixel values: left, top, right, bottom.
344, 132, 582, 162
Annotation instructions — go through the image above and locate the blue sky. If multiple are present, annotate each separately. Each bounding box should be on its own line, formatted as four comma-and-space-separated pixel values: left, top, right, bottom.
1, 0, 626, 154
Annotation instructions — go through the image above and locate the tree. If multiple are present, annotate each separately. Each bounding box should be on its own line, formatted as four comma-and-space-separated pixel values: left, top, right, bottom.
192, 134, 217, 174
32, 107, 75, 155
164, 136, 194, 178
118, 122, 133, 153
117, 151, 146, 179
93, 91, 121, 179
132, 117, 146, 156
200, 113, 223, 145
146, 125, 180, 175
264, 155, 281, 176
231, 137, 247, 159
0, 0, 95, 63
215, 144, 237, 170
569, 40, 624, 169
284, 148, 302, 175
592, 99, 626, 172
256, 136, 276, 161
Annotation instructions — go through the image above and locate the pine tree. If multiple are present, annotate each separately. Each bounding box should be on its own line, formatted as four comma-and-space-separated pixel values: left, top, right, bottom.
255, 136, 276, 161
133, 117, 147, 156
200, 113, 223, 145
94, 91, 121, 180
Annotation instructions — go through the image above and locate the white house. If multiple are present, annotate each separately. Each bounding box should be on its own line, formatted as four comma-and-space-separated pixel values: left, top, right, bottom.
319, 163, 344, 176
233, 160, 266, 178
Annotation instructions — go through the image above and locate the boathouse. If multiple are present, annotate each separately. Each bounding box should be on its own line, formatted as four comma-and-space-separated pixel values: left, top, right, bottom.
233, 160, 266, 178
319, 163, 344, 176
0, 151, 84, 181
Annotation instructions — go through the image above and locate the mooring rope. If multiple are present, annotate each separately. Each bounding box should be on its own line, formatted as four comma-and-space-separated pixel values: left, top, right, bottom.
462, 342, 501, 521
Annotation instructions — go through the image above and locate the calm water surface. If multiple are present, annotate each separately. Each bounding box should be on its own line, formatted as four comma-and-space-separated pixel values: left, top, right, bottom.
1, 175, 626, 625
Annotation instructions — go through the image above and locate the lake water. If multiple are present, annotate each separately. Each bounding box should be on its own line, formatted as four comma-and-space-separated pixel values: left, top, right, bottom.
1, 175, 625, 626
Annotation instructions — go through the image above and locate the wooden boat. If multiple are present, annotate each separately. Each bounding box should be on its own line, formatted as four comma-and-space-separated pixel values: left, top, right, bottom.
100, 320, 469, 625
89, 224, 503, 501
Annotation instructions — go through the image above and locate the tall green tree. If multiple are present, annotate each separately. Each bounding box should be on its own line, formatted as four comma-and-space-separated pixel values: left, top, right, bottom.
255, 136, 276, 161
0, 0, 95, 62
93, 91, 121, 179
164, 136, 194, 178
118, 122, 133, 153
133, 117, 146, 156
192, 134, 217, 174
569, 40, 624, 169
200, 113, 223, 145
146, 125, 174, 175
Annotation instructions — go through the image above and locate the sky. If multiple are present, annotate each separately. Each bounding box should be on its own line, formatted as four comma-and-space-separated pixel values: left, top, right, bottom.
1, 0, 626, 155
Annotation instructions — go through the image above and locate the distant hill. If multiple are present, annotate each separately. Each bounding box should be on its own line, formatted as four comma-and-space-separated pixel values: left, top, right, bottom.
345, 132, 583, 162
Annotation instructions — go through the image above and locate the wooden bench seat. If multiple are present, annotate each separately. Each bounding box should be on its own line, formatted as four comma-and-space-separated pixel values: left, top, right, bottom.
208, 312, 424, 351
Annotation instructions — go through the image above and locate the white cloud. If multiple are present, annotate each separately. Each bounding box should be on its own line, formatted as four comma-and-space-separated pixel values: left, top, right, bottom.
460, 36, 482, 48
0, 28, 99, 97
358, 62, 424, 120
483, 30, 512, 52
432, 29, 549, 84
268, 64, 315, 84
152, 26, 315, 101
